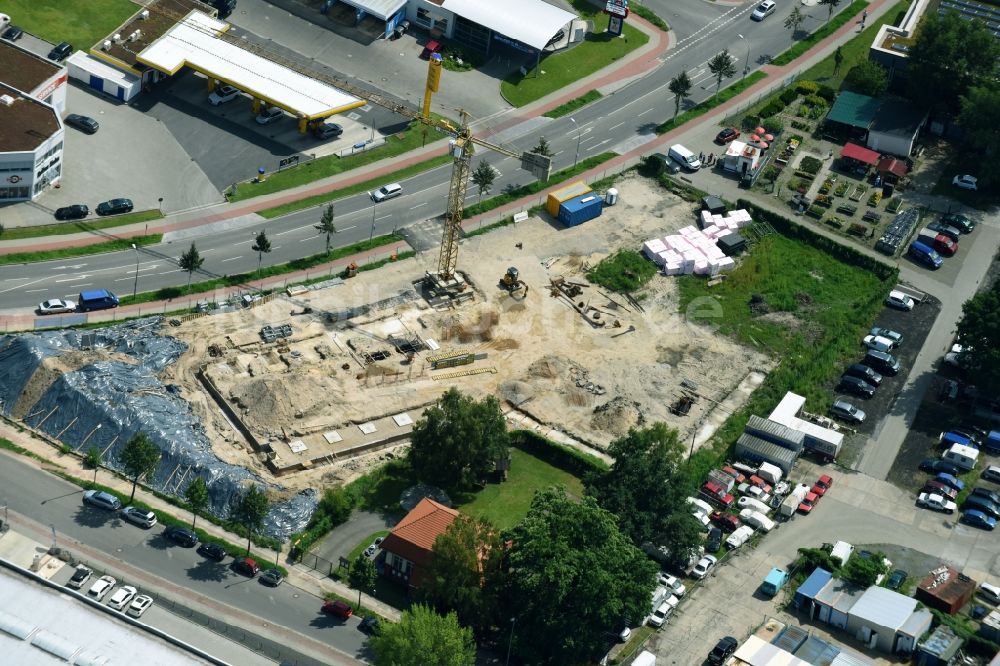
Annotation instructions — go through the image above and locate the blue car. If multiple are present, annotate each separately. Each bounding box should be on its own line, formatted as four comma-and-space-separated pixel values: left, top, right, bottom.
960, 509, 997, 531
936, 473, 965, 492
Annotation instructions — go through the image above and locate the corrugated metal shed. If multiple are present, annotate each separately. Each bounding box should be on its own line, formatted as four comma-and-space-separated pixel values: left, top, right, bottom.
815, 579, 864, 615
795, 568, 833, 609
773, 624, 809, 653
734, 635, 812, 666
917, 625, 962, 661
899, 608, 932, 637
793, 635, 841, 666
849, 586, 916, 631
829, 651, 879, 666
746, 414, 805, 453
734, 432, 798, 474
558, 193, 603, 227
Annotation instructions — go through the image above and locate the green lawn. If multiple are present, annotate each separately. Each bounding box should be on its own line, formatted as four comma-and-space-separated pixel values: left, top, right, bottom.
501, 5, 648, 107
456, 448, 584, 530
0, 210, 162, 241
0, 234, 162, 266
3, 0, 138, 50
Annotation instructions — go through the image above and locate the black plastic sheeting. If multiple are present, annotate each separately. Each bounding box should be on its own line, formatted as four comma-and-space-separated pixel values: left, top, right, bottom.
0, 318, 315, 540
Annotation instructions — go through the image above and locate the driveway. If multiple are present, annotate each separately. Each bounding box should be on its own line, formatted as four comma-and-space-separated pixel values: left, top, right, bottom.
311, 510, 400, 570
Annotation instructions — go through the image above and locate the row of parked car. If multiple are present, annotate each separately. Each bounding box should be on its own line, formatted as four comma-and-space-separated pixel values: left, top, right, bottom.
68, 566, 154, 617
908, 212, 976, 270
914, 427, 1000, 529
835, 324, 905, 406
54, 198, 133, 221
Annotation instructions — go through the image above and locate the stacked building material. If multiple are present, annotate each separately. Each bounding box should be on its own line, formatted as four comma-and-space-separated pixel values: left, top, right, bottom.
643, 209, 753, 276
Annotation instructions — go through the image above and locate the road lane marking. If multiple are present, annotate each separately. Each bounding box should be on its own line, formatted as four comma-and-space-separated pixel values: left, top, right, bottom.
609, 121, 625, 130
376, 214, 393, 221
54, 276, 91, 283
409, 202, 427, 210
221, 256, 241, 263
637, 108, 654, 117
25, 289, 47, 293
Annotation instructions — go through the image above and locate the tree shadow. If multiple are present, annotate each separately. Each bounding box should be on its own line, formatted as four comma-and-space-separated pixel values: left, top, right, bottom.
309, 614, 348, 629
186, 559, 231, 583
144, 532, 175, 551
73, 506, 118, 530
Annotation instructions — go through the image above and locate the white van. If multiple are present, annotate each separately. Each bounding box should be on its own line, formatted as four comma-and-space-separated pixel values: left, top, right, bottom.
739, 508, 775, 532
943, 443, 979, 471
726, 524, 754, 548
686, 496, 713, 516
668, 144, 701, 171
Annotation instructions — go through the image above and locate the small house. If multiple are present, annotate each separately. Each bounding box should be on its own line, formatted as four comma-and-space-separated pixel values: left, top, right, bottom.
722, 140, 762, 176
866, 98, 927, 158
379, 497, 459, 591
915, 625, 963, 666
794, 567, 833, 614
915, 565, 976, 614
846, 586, 931, 654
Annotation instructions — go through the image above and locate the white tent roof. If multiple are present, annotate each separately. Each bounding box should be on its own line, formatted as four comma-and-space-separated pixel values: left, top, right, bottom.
440, 0, 576, 50
340, 0, 407, 21
137, 11, 364, 119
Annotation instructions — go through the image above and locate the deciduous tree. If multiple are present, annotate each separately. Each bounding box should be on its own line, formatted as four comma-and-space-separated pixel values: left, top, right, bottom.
819, 0, 841, 22
251, 230, 271, 281
707, 50, 736, 94
184, 476, 210, 529
954, 284, 1000, 392
84, 446, 102, 483
120, 431, 160, 502
369, 604, 476, 666
348, 553, 378, 611
314, 205, 337, 254
668, 71, 692, 120
532, 136, 552, 157
471, 161, 496, 203
844, 60, 889, 97
784, 6, 806, 42
958, 85, 1000, 188
230, 484, 270, 555
178, 242, 204, 293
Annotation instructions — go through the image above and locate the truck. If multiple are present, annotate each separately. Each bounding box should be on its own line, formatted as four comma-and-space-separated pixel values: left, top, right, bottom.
632, 651, 657, 666
779, 486, 811, 518
761, 567, 789, 597
757, 462, 783, 485
830, 540, 854, 566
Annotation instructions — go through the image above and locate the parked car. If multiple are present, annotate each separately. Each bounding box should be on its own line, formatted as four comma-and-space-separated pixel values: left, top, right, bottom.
961, 509, 997, 531
961, 496, 1000, 520
708, 636, 739, 664
2, 25, 24, 41
812, 475, 833, 496
83, 490, 122, 511
164, 525, 198, 547
750, 0, 777, 20
54, 204, 89, 220
64, 114, 99, 134
869, 327, 903, 345
917, 492, 956, 514
971, 487, 1000, 505
48, 41, 72, 61
255, 106, 284, 125
748, 475, 772, 494
926, 221, 962, 242
865, 349, 900, 375
208, 85, 240, 106
844, 363, 883, 386
648, 601, 673, 627
952, 174, 978, 191
692, 554, 717, 579
107, 585, 137, 611
887, 569, 907, 590
370, 183, 403, 202
322, 600, 354, 619
701, 481, 734, 507
709, 510, 742, 533
920, 459, 961, 475
312, 121, 344, 140
863, 335, 896, 352
830, 399, 866, 423
127, 594, 154, 618
358, 615, 381, 635
798, 492, 819, 513
233, 557, 260, 577
715, 128, 740, 144
96, 198, 134, 216
121, 506, 157, 528
922, 480, 958, 501
935, 473, 965, 493
885, 290, 914, 311
67, 565, 92, 589
979, 583, 1000, 605
88, 575, 116, 601
647, 153, 681, 175
260, 568, 284, 586
942, 212, 976, 233
983, 465, 1000, 484
839, 375, 876, 399
197, 542, 227, 561
37, 299, 76, 315
658, 574, 686, 598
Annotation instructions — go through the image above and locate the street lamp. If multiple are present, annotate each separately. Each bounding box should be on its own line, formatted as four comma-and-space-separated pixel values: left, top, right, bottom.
568, 116, 581, 168
157, 197, 163, 214
505, 617, 517, 666
738, 34, 751, 79
131, 243, 139, 300
368, 194, 377, 244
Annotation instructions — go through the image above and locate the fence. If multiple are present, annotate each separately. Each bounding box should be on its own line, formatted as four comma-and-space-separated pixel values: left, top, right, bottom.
297, 550, 338, 577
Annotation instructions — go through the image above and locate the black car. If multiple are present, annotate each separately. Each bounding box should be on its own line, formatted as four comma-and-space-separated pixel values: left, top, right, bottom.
311, 122, 343, 140
65, 114, 99, 134
48, 41, 72, 61
971, 487, 1000, 505
96, 198, 134, 216
706, 526, 723, 553
864, 350, 900, 376
887, 569, 907, 590
942, 213, 976, 234
839, 375, 876, 399
919, 459, 961, 476
3, 26, 24, 41
708, 636, 738, 665
197, 542, 226, 561
358, 615, 381, 635
961, 496, 1000, 520
54, 204, 89, 220
164, 525, 198, 547
844, 363, 882, 386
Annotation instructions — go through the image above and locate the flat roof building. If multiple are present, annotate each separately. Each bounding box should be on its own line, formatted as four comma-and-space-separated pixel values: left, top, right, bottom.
0, 84, 64, 203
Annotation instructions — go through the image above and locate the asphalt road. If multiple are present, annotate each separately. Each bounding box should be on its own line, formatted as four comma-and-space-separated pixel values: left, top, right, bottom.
0, 453, 370, 664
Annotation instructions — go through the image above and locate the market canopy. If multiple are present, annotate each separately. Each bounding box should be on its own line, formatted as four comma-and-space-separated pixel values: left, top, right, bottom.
877, 157, 909, 178
840, 142, 880, 165
825, 91, 881, 129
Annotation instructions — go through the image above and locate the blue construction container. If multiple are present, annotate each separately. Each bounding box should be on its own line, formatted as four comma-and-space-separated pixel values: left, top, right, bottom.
559, 193, 603, 227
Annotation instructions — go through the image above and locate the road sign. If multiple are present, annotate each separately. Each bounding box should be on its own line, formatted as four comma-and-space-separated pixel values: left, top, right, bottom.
606, 0, 629, 17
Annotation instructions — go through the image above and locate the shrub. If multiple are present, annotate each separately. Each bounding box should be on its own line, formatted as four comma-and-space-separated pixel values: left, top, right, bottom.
760, 100, 785, 118
780, 89, 799, 105
741, 115, 762, 131
803, 94, 826, 108
763, 117, 784, 133
799, 155, 823, 175
796, 80, 819, 96
816, 84, 837, 103
511, 430, 608, 477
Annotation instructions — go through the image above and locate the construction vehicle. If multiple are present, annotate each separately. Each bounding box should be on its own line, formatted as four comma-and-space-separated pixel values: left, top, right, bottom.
500, 266, 528, 297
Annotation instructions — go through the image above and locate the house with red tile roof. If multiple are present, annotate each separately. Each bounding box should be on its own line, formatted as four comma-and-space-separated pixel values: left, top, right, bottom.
380, 497, 460, 590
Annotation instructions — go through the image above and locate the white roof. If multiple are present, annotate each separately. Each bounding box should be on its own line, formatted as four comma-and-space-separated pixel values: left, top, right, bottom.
769, 391, 844, 450
734, 635, 811, 666
849, 586, 917, 630
339, 0, 406, 21
66, 51, 140, 84
137, 12, 364, 119
948, 443, 979, 458
440, 0, 576, 50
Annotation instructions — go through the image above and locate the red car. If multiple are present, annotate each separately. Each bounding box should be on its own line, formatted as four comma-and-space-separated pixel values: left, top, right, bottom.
715, 127, 740, 144
812, 475, 833, 496
701, 481, 735, 507
749, 475, 773, 494
721, 466, 746, 484
922, 480, 958, 501
798, 492, 819, 514
709, 511, 742, 533
322, 600, 354, 619
233, 557, 259, 577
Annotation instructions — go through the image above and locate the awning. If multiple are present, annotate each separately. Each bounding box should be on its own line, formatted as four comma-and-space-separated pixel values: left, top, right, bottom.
840, 142, 880, 165
877, 157, 908, 178
441, 0, 577, 50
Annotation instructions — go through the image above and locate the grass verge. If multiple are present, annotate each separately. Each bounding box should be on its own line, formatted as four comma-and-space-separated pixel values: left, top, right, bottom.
1, 0, 137, 53
771, 0, 870, 67
0, 235, 162, 266
0, 210, 163, 241
656, 72, 767, 134
543, 90, 604, 119
501, 4, 648, 107
257, 155, 452, 219
463, 152, 616, 219
630, 3, 669, 31
586, 250, 658, 292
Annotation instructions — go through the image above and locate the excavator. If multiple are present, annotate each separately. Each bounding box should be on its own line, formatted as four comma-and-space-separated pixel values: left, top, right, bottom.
500, 266, 528, 297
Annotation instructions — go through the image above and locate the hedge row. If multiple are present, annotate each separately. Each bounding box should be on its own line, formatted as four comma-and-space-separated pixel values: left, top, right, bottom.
510, 430, 608, 479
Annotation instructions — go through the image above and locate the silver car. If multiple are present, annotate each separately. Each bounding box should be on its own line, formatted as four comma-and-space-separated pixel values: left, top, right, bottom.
37, 299, 76, 315
83, 490, 122, 511
121, 506, 157, 529
370, 183, 403, 202
830, 399, 866, 423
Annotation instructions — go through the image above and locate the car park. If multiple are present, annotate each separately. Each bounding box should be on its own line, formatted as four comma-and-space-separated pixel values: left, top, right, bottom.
942, 213, 975, 233
260, 568, 284, 586
2, 25, 24, 41
164, 525, 198, 547
37, 299, 76, 315
830, 399, 866, 423
96, 198, 134, 216
208, 85, 240, 106
864, 350, 900, 375
960, 510, 997, 530
48, 41, 72, 61
715, 128, 740, 144
839, 375, 876, 399
971, 487, 1000, 505
322, 600, 354, 619
87, 575, 116, 601
708, 636, 738, 664
121, 506, 157, 528
952, 174, 978, 191
917, 492, 956, 514
65, 114, 100, 134
255, 106, 284, 125
885, 291, 914, 311
67, 566, 92, 589
961, 496, 1000, 520
370, 183, 403, 202
197, 542, 227, 561
127, 594, 154, 618
233, 557, 260, 577
862, 335, 896, 352
985, 466, 1000, 484
887, 569, 907, 591
54, 204, 89, 220
107, 585, 137, 611
692, 554, 717, 579
926, 221, 962, 242
83, 490, 122, 511
750, 0, 777, 20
